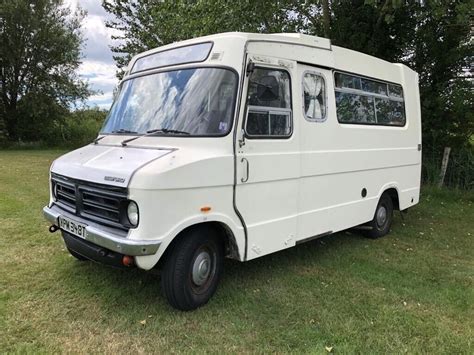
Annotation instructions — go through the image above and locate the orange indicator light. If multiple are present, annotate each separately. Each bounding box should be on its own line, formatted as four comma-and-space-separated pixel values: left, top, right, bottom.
122, 255, 134, 267
200, 206, 211, 212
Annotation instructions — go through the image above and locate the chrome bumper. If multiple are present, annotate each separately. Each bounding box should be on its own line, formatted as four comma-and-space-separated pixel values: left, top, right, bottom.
43, 205, 161, 256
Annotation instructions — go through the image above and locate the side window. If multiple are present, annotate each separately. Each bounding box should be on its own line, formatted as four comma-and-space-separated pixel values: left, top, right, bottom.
334, 72, 406, 126
303, 72, 326, 121
335, 92, 375, 124
245, 68, 292, 137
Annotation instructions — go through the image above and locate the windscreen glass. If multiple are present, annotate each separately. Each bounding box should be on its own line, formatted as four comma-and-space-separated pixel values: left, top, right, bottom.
101, 68, 237, 136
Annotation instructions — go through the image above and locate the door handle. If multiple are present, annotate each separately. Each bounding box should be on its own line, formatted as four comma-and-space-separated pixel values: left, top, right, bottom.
241, 157, 249, 183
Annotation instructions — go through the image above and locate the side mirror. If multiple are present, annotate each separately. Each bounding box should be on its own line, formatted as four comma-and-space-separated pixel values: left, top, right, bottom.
238, 128, 245, 147
246, 61, 255, 76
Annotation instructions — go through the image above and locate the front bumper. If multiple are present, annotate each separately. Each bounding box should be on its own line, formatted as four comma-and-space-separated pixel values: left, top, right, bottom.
62, 231, 128, 268
43, 205, 161, 256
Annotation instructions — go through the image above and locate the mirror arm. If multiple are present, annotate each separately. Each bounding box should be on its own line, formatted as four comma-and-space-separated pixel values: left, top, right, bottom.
238, 128, 246, 147
246, 61, 255, 77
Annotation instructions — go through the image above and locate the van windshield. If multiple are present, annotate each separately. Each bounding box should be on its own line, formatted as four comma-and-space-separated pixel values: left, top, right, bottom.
101, 68, 238, 136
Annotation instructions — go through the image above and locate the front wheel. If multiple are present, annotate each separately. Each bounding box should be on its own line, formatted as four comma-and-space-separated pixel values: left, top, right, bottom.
365, 193, 394, 239
161, 226, 224, 311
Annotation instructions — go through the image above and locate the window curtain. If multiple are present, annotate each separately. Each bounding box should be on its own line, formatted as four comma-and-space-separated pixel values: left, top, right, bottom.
303, 75, 324, 119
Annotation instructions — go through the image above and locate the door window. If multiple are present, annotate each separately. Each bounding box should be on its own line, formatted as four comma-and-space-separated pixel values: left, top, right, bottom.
302, 72, 326, 121
245, 68, 292, 138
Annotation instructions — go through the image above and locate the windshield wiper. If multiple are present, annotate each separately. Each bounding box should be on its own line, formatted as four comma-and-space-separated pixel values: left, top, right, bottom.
112, 128, 138, 134
146, 128, 190, 135
93, 135, 106, 144
121, 128, 190, 147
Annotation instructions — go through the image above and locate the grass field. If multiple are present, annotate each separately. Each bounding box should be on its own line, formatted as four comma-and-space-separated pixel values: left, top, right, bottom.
1, 150, 473, 353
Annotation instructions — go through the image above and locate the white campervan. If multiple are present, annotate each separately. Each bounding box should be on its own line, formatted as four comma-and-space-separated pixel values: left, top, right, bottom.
43, 32, 421, 310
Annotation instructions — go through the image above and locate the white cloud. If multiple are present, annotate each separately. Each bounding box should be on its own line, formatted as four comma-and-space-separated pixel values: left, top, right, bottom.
66, 0, 123, 109
79, 61, 117, 86
78, 60, 117, 109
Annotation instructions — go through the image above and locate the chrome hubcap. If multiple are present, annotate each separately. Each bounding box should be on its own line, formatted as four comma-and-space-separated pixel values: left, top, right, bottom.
192, 251, 211, 286
376, 206, 387, 227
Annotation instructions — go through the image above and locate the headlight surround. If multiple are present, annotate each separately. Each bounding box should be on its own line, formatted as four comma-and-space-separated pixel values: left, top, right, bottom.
127, 201, 139, 227
52, 181, 57, 200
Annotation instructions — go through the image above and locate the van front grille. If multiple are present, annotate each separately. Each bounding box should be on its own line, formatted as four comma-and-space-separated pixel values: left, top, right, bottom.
51, 174, 128, 229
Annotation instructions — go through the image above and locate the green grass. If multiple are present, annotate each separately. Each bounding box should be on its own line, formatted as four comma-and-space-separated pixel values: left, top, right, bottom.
1, 150, 473, 353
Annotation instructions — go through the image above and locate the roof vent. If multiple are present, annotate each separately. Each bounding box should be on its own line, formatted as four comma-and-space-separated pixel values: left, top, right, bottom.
210, 52, 223, 61
269, 33, 331, 50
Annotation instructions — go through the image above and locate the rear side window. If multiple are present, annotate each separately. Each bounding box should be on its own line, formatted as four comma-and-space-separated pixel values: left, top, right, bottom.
245, 68, 292, 137
303, 72, 326, 121
334, 72, 405, 126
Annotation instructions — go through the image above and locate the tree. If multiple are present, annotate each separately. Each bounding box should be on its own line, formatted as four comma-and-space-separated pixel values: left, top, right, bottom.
321, 0, 331, 37
103, 0, 301, 77
293, 1, 417, 62
405, 1, 473, 151
103, 0, 473, 186
0, 0, 90, 141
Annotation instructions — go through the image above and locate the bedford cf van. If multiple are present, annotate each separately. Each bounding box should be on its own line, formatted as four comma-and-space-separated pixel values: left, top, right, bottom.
43, 32, 421, 311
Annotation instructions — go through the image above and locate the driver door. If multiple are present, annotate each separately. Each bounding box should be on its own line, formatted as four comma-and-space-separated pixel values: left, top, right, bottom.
235, 62, 299, 260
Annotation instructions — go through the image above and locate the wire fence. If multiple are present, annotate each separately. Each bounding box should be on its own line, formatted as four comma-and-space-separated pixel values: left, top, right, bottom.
422, 147, 474, 190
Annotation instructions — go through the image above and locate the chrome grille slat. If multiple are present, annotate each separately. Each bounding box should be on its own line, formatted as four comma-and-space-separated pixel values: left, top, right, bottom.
54, 181, 77, 211
56, 192, 75, 206
83, 208, 120, 222
82, 200, 119, 214
57, 190, 75, 200
82, 192, 120, 210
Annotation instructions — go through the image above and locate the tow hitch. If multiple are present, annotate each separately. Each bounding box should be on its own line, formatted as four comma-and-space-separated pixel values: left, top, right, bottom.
49, 225, 59, 233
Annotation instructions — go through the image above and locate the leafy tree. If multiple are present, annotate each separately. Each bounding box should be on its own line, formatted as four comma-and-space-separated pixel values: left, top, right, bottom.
0, 0, 90, 141
103, 0, 473, 186
405, 1, 473, 151
103, 0, 301, 76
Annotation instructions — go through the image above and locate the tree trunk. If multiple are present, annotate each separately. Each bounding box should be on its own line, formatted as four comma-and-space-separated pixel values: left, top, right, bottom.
0, 114, 5, 142
322, 0, 331, 38
4, 102, 19, 141
438, 147, 451, 188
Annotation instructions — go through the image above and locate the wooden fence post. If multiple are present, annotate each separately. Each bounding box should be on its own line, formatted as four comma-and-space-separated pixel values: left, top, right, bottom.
438, 147, 451, 188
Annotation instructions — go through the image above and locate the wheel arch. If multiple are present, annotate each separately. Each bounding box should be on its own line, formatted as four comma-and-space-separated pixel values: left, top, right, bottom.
377, 183, 400, 211
384, 188, 400, 211
155, 221, 241, 269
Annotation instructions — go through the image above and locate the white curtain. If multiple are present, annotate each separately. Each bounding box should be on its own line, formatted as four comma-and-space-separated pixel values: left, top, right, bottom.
303, 75, 324, 119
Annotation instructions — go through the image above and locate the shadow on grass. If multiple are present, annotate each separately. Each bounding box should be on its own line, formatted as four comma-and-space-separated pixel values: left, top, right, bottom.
55, 228, 369, 316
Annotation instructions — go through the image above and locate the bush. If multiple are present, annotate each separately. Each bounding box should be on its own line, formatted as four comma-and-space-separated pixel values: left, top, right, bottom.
15, 94, 69, 143
42, 108, 107, 148
53, 109, 106, 148
0, 108, 107, 149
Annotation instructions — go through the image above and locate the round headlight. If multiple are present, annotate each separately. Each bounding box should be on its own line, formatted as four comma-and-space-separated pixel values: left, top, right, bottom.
127, 201, 139, 226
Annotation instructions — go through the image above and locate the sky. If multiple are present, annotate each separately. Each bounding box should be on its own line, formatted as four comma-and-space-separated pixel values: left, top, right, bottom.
65, 0, 121, 110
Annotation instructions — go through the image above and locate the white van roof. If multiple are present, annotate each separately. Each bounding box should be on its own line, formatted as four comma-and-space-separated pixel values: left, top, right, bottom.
128, 32, 416, 82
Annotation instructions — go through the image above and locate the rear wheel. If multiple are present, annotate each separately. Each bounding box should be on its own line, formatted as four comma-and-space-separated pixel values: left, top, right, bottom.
365, 193, 394, 239
161, 226, 224, 311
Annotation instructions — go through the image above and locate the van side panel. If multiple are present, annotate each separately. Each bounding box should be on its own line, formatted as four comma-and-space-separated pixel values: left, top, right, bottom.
244, 42, 421, 248
296, 63, 420, 241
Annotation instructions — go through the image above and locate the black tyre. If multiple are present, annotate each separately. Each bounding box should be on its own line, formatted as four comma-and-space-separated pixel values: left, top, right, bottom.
161, 226, 224, 311
67, 247, 88, 261
365, 193, 394, 239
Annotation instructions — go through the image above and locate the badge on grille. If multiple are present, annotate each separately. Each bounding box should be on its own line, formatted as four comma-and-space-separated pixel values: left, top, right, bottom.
104, 176, 126, 183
